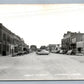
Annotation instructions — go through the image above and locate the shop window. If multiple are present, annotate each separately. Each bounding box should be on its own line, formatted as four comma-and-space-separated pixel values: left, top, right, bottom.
3, 45, 6, 51
14, 47, 18, 53
7, 45, 9, 52
0, 44, 1, 54
3, 33, 6, 41
0, 29, 2, 41
13, 39, 14, 44
7, 35, 11, 43
11, 38, 12, 44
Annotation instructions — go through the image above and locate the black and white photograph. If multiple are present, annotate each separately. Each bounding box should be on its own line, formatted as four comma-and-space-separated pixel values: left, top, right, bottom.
0, 4, 84, 80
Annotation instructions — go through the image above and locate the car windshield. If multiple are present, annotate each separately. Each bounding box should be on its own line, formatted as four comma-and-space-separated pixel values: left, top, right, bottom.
42, 50, 48, 52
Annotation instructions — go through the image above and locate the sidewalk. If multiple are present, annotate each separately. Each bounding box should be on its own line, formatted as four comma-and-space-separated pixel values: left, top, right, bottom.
76, 53, 84, 56
0, 54, 12, 57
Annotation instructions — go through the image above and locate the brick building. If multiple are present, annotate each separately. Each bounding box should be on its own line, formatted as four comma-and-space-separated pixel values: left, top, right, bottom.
61, 31, 74, 52
61, 31, 84, 54
0, 23, 28, 56
76, 35, 84, 55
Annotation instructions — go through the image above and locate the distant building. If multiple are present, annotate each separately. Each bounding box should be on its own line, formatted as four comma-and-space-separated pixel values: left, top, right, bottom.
0, 23, 28, 56
47, 44, 61, 52
56, 44, 61, 50
30, 45, 37, 52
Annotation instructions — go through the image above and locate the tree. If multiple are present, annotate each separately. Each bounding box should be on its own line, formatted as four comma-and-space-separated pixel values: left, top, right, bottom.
30, 45, 37, 51
40, 46, 47, 50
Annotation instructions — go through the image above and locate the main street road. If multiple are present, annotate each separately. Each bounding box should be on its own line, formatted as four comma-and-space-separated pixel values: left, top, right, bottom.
0, 52, 84, 80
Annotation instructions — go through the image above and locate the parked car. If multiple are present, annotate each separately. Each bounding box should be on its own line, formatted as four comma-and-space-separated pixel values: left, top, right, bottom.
17, 51, 24, 56
62, 50, 67, 54
51, 50, 60, 53
66, 50, 75, 55
22, 51, 27, 55
51, 50, 57, 53
13, 51, 25, 56
59, 50, 63, 54
56, 50, 60, 53
36, 49, 49, 55
37, 49, 41, 52
12, 53, 18, 57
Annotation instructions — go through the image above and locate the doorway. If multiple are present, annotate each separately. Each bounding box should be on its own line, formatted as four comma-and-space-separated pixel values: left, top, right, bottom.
78, 47, 82, 53
2, 45, 6, 56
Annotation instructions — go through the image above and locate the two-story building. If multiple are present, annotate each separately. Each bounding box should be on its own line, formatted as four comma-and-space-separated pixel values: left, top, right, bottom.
61, 31, 74, 53
0, 23, 29, 56
47, 44, 61, 52
76, 35, 84, 55
61, 31, 84, 55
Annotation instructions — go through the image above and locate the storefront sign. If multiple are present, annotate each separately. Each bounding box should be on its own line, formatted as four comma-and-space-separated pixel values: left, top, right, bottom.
11, 45, 14, 49
72, 38, 76, 43
77, 41, 84, 48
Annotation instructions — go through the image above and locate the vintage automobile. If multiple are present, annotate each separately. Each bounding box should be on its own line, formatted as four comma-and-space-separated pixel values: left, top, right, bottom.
59, 50, 63, 54
66, 50, 75, 55
51, 50, 57, 53
51, 50, 60, 53
12, 51, 29, 57
36, 49, 49, 55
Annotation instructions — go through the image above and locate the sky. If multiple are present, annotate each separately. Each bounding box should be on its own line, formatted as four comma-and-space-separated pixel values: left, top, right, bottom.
0, 4, 84, 48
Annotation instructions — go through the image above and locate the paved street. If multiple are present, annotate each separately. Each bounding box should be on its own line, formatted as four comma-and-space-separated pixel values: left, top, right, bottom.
0, 52, 84, 80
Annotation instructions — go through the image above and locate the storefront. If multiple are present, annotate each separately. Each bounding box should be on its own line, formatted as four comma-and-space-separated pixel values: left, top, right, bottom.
76, 41, 84, 55
0, 42, 2, 56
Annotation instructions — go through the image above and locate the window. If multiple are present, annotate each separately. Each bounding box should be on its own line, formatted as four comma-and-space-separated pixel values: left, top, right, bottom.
6, 45, 9, 52
14, 47, 18, 53
11, 38, 13, 44
3, 33, 6, 41
3, 45, 6, 51
0, 44, 1, 54
12, 39, 14, 44
7, 35, 10, 43
0, 29, 2, 41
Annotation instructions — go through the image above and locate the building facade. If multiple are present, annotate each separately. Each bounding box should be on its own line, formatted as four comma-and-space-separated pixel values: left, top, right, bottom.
61, 31, 74, 52
61, 31, 84, 54
0, 23, 28, 56
76, 35, 84, 55
47, 44, 61, 52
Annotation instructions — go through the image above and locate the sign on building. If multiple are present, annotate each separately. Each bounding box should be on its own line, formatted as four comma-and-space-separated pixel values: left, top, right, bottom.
11, 45, 14, 49
76, 41, 84, 48
82, 35, 84, 41
72, 38, 76, 43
